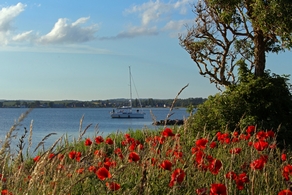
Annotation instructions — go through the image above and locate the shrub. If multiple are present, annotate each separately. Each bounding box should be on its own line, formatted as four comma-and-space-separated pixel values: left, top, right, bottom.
187, 61, 292, 145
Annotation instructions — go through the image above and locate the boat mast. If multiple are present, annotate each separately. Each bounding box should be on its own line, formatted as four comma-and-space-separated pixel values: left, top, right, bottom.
129, 66, 132, 108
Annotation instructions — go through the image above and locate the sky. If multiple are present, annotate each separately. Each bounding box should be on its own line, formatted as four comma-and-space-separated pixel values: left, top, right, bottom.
0, 1, 291, 101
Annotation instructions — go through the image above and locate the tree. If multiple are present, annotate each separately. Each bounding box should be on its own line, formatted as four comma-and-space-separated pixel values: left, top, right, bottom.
180, 0, 292, 89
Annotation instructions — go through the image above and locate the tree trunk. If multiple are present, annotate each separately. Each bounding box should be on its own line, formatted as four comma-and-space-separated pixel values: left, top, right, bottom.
254, 29, 266, 77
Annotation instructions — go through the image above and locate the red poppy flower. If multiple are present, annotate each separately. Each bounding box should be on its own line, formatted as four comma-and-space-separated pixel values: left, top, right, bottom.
124, 133, 131, 139
160, 160, 172, 171
69, 151, 81, 161
96, 167, 111, 180
281, 154, 287, 161
237, 172, 249, 183
94, 150, 106, 158
195, 150, 204, 165
173, 150, 183, 160
128, 143, 136, 151
57, 153, 64, 161
191, 146, 199, 154
236, 172, 249, 190
128, 152, 140, 162
209, 159, 222, 175
0, 174, 6, 182
48, 153, 55, 159
210, 183, 227, 195
196, 138, 208, 150
239, 134, 251, 140
76, 168, 84, 174
151, 158, 158, 166
246, 125, 255, 134
103, 158, 116, 170
84, 138, 92, 146
106, 182, 121, 191
231, 137, 239, 143
114, 148, 124, 159
56, 164, 64, 170
105, 137, 114, 145
156, 136, 165, 144
216, 132, 230, 143
169, 168, 185, 187
253, 140, 269, 151
278, 189, 292, 195
33, 155, 40, 162
256, 131, 268, 140
162, 128, 175, 137
226, 171, 237, 180
204, 154, 212, 162
1, 189, 12, 195
230, 148, 242, 154
266, 130, 275, 138
235, 179, 245, 190
138, 143, 144, 150
283, 164, 292, 180
75, 151, 82, 162
210, 141, 217, 148
88, 166, 97, 173
224, 138, 231, 144
114, 148, 122, 154
232, 131, 239, 137
95, 136, 104, 144
250, 156, 267, 170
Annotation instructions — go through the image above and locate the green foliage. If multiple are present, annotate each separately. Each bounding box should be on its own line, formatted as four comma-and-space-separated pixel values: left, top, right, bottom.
187, 61, 292, 144
3, 123, 292, 194
3, 108, 292, 194
181, 0, 292, 88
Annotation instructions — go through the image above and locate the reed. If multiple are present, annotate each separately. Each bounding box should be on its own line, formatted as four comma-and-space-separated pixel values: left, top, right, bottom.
0, 84, 291, 194
0, 110, 291, 194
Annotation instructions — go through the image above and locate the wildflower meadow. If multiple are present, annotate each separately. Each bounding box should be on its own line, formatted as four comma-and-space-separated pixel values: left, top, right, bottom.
1, 112, 292, 194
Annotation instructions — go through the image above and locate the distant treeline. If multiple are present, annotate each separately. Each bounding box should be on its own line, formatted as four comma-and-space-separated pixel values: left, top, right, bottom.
0, 97, 206, 108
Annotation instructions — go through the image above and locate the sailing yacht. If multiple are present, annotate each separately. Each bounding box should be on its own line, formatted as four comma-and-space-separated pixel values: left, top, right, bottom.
110, 67, 145, 118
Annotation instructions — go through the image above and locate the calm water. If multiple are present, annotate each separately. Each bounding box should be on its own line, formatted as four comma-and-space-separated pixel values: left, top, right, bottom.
0, 108, 189, 153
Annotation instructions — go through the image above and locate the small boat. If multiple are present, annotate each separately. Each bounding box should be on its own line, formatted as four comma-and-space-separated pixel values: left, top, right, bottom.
110, 67, 145, 118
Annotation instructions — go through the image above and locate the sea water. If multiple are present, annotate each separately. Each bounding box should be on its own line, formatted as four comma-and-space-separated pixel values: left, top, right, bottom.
0, 107, 189, 154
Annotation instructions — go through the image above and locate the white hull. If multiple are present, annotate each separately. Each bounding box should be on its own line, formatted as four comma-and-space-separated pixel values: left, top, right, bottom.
110, 66, 145, 119
110, 112, 145, 118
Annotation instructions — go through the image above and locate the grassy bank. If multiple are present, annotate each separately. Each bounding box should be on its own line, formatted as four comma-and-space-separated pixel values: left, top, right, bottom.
1, 111, 292, 194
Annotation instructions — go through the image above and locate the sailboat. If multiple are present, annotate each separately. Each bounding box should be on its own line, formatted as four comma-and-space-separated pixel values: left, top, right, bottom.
110, 66, 145, 118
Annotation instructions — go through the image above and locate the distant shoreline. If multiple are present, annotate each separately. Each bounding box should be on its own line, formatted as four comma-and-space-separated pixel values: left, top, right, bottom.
0, 98, 206, 109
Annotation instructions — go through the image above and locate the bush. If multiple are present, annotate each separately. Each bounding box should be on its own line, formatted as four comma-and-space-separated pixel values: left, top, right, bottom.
187, 61, 292, 145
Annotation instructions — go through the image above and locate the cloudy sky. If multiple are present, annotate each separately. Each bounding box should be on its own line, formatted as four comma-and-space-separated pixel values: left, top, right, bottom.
0, 1, 291, 101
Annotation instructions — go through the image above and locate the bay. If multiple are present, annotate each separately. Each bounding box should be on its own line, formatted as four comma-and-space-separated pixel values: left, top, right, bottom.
0, 108, 189, 153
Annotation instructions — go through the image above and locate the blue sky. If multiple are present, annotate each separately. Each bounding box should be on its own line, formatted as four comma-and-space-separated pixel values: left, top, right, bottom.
0, 1, 291, 101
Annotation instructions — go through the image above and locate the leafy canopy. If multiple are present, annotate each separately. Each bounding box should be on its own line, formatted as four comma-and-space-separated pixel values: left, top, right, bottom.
187, 61, 292, 141
180, 0, 292, 88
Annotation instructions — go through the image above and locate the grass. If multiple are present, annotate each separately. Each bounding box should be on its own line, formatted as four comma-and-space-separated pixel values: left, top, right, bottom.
1, 109, 292, 195
0, 85, 291, 195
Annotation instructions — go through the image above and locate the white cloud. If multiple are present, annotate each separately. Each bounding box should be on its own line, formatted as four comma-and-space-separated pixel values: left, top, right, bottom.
100, 26, 158, 40
126, 0, 171, 26
12, 30, 34, 42
0, 1, 192, 46
163, 19, 192, 31
38, 17, 98, 44
162, 19, 193, 37
0, 3, 26, 45
119, 0, 191, 39
0, 3, 26, 31
0, 3, 98, 45
173, 0, 190, 14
